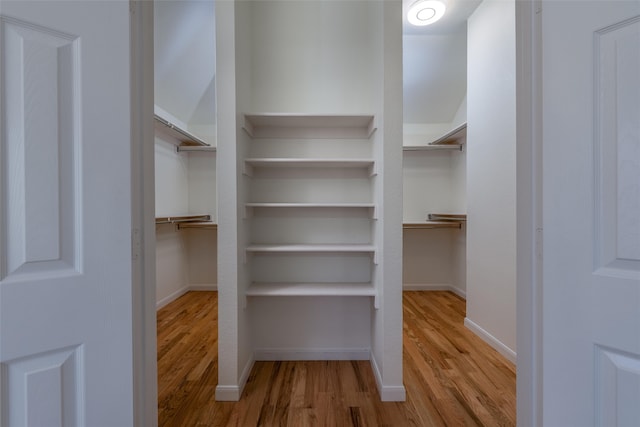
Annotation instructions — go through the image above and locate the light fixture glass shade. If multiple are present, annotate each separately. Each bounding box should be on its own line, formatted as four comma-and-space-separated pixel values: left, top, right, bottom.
408, 0, 446, 26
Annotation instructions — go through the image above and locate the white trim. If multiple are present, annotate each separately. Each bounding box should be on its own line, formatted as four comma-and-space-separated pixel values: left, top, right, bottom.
156, 287, 188, 310
403, 283, 466, 299
130, 1, 157, 426
464, 317, 517, 364
214, 356, 255, 401
156, 284, 218, 310
214, 385, 242, 402
370, 353, 407, 402
515, 0, 543, 424
187, 283, 218, 291
254, 348, 370, 361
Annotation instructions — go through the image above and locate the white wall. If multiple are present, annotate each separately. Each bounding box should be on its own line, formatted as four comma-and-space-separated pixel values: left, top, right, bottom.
402, 89, 467, 295
249, 1, 376, 114
402, 148, 466, 295
403, 150, 461, 219
154, 130, 217, 307
155, 134, 189, 217
466, 0, 517, 361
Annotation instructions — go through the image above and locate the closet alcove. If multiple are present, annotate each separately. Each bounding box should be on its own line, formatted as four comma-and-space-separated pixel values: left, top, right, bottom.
153, 0, 518, 405
401, 0, 518, 365
154, 0, 218, 308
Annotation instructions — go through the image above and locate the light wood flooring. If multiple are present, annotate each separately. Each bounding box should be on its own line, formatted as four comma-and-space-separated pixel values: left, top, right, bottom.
157, 291, 516, 426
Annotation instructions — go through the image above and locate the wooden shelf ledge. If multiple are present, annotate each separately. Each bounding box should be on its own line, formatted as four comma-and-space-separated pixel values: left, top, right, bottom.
155, 214, 211, 225
403, 221, 462, 230
177, 221, 217, 230
154, 114, 210, 148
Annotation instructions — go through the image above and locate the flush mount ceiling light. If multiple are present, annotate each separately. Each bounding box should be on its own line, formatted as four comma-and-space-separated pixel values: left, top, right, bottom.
407, 0, 446, 26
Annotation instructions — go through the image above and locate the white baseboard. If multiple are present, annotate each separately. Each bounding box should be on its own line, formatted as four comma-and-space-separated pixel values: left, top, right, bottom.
254, 348, 370, 361
215, 356, 255, 401
403, 283, 466, 299
370, 353, 407, 402
156, 284, 217, 310
156, 286, 189, 310
188, 283, 218, 291
464, 317, 517, 364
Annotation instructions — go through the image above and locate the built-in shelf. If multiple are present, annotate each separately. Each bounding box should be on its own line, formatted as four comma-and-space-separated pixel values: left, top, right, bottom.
242, 114, 377, 139
155, 214, 211, 225
154, 114, 210, 148
243, 158, 376, 176
246, 282, 376, 297
177, 145, 216, 153
246, 243, 376, 254
246, 202, 375, 208
245, 282, 379, 308
177, 221, 217, 230
428, 122, 467, 146
246, 244, 376, 264
403, 145, 462, 152
245, 202, 376, 218
403, 213, 466, 229
403, 221, 463, 230
403, 123, 467, 151
428, 213, 467, 221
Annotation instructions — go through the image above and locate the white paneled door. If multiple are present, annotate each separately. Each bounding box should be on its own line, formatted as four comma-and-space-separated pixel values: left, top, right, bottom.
0, 1, 134, 426
542, 0, 640, 425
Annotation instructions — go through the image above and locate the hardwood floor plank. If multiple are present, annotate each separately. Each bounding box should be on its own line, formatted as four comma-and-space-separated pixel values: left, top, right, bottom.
157, 291, 516, 426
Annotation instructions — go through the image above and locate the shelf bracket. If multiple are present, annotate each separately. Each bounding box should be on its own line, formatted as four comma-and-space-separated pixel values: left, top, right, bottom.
368, 162, 378, 177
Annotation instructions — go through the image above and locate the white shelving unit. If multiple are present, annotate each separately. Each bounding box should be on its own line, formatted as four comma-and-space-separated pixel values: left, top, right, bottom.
243, 113, 377, 300
215, 2, 404, 401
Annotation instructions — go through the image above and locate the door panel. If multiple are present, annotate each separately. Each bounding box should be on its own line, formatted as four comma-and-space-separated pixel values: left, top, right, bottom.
2, 15, 80, 282
0, 2, 134, 426
542, 1, 640, 425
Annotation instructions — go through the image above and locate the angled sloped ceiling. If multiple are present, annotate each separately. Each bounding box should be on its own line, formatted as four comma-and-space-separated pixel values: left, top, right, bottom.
154, 0, 216, 126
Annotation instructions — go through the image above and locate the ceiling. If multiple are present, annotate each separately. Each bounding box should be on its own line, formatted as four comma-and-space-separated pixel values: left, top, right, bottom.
154, 0, 481, 128
402, 0, 482, 124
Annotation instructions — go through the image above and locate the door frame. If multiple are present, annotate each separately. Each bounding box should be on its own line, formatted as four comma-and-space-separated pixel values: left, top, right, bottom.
130, 1, 158, 426
515, 0, 542, 424
129, 0, 544, 425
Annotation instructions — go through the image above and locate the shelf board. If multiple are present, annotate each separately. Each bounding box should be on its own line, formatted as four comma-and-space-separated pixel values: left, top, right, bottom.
244, 158, 376, 176
428, 213, 467, 221
428, 122, 467, 146
403, 221, 462, 230
246, 244, 376, 255
246, 282, 376, 297
244, 158, 374, 168
154, 114, 210, 148
403, 145, 462, 152
155, 214, 211, 225
245, 202, 375, 209
245, 203, 377, 219
177, 221, 217, 230
242, 114, 376, 139
177, 145, 216, 153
